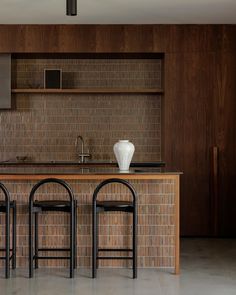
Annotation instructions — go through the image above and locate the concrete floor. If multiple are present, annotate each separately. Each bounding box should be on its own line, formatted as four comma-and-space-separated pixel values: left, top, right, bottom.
1, 239, 236, 295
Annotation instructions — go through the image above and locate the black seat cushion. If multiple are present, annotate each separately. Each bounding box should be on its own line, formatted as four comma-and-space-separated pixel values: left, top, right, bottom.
34, 200, 71, 206
0, 201, 15, 212
96, 200, 134, 212
33, 200, 74, 212
97, 200, 133, 207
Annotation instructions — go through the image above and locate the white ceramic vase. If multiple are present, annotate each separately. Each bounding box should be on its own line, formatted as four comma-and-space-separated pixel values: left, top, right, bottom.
113, 140, 135, 171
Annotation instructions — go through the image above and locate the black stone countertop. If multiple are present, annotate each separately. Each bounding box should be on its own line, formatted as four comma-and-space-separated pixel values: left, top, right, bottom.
0, 160, 166, 168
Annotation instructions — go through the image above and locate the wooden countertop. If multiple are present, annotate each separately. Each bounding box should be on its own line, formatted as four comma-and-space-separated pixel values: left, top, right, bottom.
0, 167, 181, 180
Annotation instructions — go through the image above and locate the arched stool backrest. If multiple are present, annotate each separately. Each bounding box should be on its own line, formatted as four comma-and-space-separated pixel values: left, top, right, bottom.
92, 178, 137, 205
0, 182, 10, 231
0, 182, 10, 211
0, 182, 11, 278
29, 178, 74, 205
28, 178, 75, 278
92, 178, 138, 279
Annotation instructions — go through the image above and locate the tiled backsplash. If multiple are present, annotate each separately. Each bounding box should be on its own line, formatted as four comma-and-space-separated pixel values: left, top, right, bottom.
11, 58, 162, 89
0, 58, 162, 162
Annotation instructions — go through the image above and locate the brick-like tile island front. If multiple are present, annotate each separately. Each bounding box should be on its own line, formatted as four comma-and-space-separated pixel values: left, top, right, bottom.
0, 170, 180, 274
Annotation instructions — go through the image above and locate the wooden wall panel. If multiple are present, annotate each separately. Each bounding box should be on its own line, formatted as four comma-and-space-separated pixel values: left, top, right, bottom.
164, 52, 215, 236
214, 51, 236, 236
221, 25, 236, 51
123, 26, 154, 52
0, 26, 26, 52
0, 25, 224, 53
154, 25, 221, 53
58, 25, 97, 52
24, 26, 59, 52
95, 26, 125, 52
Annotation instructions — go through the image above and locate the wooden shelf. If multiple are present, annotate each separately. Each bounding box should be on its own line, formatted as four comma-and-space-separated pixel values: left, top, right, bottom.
11, 88, 164, 94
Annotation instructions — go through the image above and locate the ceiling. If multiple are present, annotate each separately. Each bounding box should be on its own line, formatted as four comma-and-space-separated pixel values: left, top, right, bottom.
0, 0, 235, 24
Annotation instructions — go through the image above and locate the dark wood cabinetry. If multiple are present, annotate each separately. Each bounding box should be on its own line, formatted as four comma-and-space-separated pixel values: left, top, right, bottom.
164, 52, 216, 236
0, 54, 11, 109
0, 25, 235, 236
214, 50, 236, 237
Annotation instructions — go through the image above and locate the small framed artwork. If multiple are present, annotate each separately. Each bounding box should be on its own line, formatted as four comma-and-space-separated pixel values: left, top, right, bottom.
44, 69, 62, 89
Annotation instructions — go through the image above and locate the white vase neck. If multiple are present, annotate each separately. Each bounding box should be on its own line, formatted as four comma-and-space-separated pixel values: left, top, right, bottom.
119, 140, 129, 142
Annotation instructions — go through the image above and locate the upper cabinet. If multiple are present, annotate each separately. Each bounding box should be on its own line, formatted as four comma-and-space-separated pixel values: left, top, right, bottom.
0, 54, 11, 109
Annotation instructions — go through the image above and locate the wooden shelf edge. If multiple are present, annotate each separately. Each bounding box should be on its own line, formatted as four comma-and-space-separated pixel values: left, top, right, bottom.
11, 88, 164, 94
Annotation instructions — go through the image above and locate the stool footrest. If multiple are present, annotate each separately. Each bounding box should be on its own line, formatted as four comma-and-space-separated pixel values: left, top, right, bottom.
38, 248, 70, 252
97, 256, 133, 260
98, 248, 133, 252
34, 256, 71, 260
0, 254, 14, 260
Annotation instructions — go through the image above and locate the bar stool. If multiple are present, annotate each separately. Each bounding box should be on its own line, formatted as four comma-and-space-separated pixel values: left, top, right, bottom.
0, 183, 16, 278
29, 178, 77, 278
92, 178, 137, 279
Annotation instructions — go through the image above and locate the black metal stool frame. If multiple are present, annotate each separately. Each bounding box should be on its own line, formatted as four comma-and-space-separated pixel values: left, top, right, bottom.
0, 183, 16, 279
29, 178, 76, 278
92, 178, 137, 279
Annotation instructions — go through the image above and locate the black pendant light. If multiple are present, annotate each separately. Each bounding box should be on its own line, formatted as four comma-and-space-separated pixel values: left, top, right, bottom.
66, 0, 77, 16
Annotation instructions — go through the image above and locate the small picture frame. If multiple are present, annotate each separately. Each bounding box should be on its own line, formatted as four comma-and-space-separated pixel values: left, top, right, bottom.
44, 69, 62, 89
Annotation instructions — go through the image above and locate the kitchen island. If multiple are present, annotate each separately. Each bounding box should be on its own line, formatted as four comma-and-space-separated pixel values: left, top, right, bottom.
0, 167, 181, 274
